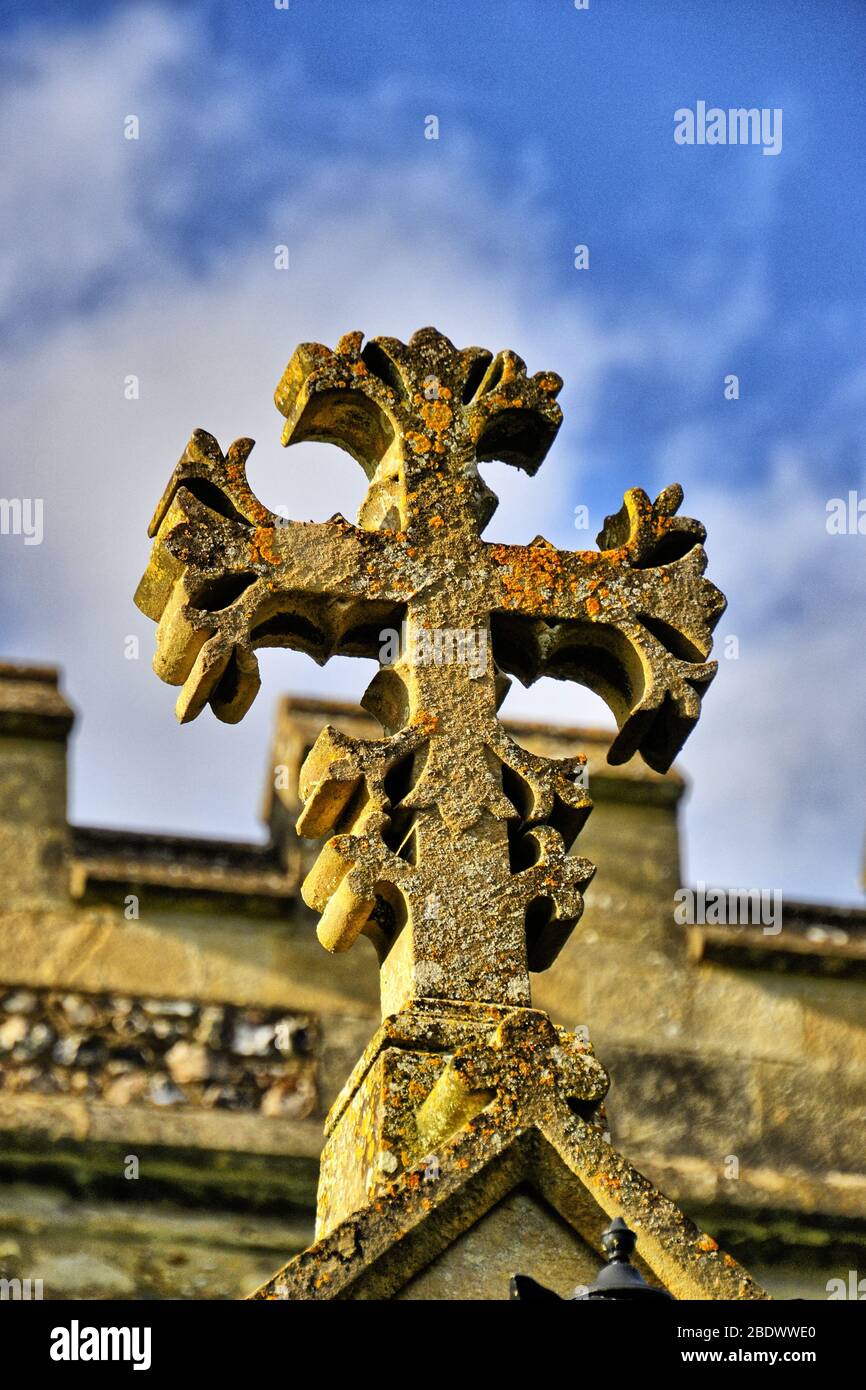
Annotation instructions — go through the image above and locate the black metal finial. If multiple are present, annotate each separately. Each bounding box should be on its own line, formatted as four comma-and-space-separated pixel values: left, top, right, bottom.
509, 1215, 675, 1301
601, 1215, 636, 1262
575, 1216, 674, 1300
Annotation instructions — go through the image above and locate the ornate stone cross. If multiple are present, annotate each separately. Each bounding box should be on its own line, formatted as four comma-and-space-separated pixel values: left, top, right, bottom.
135, 327, 724, 1018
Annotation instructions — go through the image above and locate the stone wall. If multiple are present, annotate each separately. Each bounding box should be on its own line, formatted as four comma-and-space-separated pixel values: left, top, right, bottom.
0, 987, 318, 1118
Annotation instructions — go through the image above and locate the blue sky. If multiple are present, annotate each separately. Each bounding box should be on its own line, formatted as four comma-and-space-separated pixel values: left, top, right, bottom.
1, 0, 865, 902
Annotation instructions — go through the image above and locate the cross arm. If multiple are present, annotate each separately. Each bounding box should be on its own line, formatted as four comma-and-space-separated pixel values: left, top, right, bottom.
486, 485, 726, 771
134, 428, 411, 724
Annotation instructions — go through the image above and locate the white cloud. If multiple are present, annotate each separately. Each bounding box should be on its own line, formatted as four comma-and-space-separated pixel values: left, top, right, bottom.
0, 7, 211, 325
664, 444, 866, 901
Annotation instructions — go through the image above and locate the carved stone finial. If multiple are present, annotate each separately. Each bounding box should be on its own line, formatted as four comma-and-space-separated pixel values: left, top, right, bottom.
134, 328, 765, 1303
135, 327, 725, 1017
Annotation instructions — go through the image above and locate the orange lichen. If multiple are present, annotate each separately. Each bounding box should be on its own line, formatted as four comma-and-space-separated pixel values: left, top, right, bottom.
406, 431, 431, 455
420, 399, 453, 435
252, 527, 281, 566
490, 541, 572, 611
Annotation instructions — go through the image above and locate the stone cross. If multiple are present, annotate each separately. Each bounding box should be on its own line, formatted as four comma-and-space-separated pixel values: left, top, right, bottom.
135, 328, 725, 1016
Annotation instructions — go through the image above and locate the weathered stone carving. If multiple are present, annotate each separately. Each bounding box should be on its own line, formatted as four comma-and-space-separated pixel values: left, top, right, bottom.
136, 327, 724, 1017
136, 328, 761, 1300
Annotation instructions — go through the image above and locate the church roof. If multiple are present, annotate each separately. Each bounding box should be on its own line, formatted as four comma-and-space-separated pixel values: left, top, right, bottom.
251, 1002, 767, 1301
